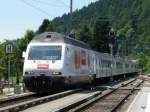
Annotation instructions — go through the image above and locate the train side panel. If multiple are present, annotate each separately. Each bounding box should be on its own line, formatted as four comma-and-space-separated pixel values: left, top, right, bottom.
62, 44, 95, 85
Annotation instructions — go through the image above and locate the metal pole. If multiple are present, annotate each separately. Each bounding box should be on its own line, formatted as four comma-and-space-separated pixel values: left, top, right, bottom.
111, 44, 113, 82
70, 0, 73, 30
109, 44, 113, 82
8, 54, 10, 93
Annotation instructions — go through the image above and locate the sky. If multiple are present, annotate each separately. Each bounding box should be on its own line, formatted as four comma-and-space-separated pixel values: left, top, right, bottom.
0, 0, 98, 42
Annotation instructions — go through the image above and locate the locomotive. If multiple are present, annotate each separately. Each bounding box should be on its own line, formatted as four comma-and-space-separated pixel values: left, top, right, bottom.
23, 32, 138, 93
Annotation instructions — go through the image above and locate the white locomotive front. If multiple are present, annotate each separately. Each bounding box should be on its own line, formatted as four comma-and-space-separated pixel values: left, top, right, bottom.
23, 32, 94, 92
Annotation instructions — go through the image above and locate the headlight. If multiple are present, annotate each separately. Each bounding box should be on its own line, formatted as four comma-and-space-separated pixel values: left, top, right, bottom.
25, 72, 29, 75
25, 71, 33, 75
52, 72, 61, 75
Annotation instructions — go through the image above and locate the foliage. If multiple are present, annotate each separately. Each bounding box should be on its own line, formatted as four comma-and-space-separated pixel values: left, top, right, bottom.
77, 25, 92, 45
52, 0, 150, 71
0, 44, 5, 80
0, 30, 35, 83
145, 58, 150, 72
37, 19, 53, 34
137, 53, 148, 71
92, 17, 110, 53
0, 19, 55, 83
52, 0, 150, 56
77, 17, 111, 53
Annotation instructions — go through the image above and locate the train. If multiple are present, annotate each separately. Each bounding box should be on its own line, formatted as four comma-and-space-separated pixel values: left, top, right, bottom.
23, 32, 138, 93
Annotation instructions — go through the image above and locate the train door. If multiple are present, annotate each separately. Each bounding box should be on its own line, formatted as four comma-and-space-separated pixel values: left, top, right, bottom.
87, 51, 94, 75
65, 45, 75, 75
99, 57, 102, 78
96, 56, 99, 78
86, 52, 95, 78
93, 53, 97, 77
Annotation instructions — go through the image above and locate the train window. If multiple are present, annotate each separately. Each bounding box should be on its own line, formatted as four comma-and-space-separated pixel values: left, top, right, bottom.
116, 62, 123, 69
131, 64, 135, 68
66, 47, 69, 52
99, 60, 101, 68
74, 51, 80, 69
108, 61, 111, 68
81, 51, 86, 65
66, 47, 71, 57
125, 64, 129, 68
88, 54, 90, 67
28, 46, 62, 60
102, 60, 111, 68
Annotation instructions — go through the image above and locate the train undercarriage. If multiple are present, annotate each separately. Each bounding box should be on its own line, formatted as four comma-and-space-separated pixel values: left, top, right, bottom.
24, 72, 138, 93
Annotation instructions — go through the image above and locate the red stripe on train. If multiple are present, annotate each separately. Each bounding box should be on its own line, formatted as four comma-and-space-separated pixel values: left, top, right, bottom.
37, 64, 49, 69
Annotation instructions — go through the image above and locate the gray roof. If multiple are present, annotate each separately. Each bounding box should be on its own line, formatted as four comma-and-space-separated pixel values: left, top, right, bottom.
31, 32, 91, 50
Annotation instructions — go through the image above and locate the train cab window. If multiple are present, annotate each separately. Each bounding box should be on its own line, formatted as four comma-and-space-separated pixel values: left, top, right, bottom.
28, 46, 62, 60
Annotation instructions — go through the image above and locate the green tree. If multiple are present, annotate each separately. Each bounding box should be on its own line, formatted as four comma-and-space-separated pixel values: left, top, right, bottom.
137, 53, 148, 72
0, 44, 5, 80
145, 58, 150, 72
24, 30, 35, 43
14, 30, 34, 84
17, 30, 34, 52
51, 0, 150, 59
77, 25, 92, 45
37, 19, 53, 34
46, 22, 53, 32
92, 17, 110, 53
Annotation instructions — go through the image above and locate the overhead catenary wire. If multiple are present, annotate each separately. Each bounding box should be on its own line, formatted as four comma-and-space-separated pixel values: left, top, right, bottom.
59, 0, 70, 7
20, 0, 52, 17
31, 0, 69, 8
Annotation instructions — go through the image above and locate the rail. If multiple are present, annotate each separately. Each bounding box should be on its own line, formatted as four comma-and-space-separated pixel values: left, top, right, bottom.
0, 89, 81, 112
56, 78, 143, 112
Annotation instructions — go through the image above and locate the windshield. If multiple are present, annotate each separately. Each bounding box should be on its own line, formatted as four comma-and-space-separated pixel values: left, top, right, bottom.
28, 46, 62, 60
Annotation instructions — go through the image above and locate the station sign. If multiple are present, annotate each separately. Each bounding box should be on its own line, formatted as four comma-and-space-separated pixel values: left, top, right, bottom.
5, 43, 13, 54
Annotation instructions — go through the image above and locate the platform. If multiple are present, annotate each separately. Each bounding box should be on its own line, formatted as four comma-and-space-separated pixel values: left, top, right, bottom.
126, 87, 150, 112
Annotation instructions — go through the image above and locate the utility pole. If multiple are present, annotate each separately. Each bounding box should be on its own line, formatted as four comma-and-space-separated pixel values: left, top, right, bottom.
109, 28, 115, 82
69, 0, 75, 38
70, 0, 73, 30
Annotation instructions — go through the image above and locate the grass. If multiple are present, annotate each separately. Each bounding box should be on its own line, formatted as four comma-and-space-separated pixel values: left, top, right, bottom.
0, 94, 8, 99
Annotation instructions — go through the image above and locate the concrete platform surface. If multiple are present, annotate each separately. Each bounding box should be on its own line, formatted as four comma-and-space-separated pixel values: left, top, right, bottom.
126, 87, 150, 112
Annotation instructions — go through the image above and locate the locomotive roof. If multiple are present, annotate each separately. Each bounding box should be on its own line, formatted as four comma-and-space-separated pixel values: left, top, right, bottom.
31, 32, 91, 50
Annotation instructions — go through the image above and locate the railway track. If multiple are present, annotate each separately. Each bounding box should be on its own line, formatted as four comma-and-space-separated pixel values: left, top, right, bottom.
0, 93, 36, 108
19, 78, 137, 112
0, 78, 141, 112
0, 93, 35, 106
66, 78, 143, 112
0, 89, 81, 112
